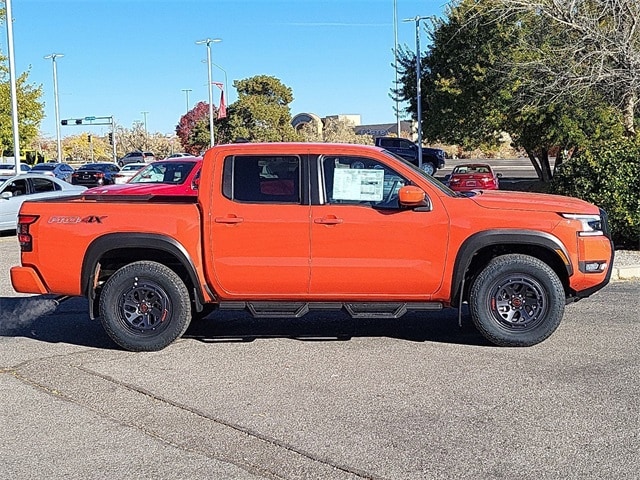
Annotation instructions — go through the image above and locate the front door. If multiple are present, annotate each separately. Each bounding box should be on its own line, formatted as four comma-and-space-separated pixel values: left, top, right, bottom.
310, 155, 449, 298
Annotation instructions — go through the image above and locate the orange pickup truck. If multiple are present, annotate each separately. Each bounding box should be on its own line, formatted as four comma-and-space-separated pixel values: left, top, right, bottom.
11, 143, 613, 351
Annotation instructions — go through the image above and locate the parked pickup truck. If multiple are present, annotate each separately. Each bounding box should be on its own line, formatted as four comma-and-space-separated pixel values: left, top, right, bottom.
11, 143, 613, 352
374, 136, 446, 175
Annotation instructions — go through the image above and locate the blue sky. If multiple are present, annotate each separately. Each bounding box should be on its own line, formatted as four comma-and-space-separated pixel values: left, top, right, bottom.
3, 0, 447, 138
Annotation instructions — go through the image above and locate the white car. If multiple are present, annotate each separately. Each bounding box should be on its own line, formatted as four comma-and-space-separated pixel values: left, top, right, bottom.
112, 162, 147, 184
0, 163, 31, 176
0, 173, 87, 232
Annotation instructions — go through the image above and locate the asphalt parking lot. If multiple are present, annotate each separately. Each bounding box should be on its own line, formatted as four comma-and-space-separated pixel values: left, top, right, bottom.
1, 234, 639, 479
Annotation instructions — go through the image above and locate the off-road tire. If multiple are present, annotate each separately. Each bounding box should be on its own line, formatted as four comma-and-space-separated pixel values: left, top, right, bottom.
470, 254, 565, 347
99, 261, 191, 351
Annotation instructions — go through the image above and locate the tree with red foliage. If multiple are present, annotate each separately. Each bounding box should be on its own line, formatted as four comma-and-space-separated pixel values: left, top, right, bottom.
175, 101, 215, 155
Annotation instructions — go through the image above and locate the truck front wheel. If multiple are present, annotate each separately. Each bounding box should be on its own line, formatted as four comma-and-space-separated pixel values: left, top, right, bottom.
469, 254, 565, 347
99, 261, 192, 351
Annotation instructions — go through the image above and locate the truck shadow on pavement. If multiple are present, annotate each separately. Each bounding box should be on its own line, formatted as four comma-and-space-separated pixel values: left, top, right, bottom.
185, 309, 492, 347
0, 295, 492, 349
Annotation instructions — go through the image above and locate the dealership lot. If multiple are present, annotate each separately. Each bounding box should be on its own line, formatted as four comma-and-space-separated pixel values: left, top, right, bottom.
1, 234, 638, 479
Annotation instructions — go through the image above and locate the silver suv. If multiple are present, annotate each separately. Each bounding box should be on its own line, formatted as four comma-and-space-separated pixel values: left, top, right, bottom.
118, 151, 155, 167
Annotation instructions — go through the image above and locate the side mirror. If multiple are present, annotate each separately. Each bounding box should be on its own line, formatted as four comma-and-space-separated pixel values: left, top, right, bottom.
398, 185, 430, 209
1, 192, 13, 200
497, 172, 503, 178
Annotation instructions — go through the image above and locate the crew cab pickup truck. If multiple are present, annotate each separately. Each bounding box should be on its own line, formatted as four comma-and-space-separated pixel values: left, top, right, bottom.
11, 143, 613, 352
374, 136, 446, 175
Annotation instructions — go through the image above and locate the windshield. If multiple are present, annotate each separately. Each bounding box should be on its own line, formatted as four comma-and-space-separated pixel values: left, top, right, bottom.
379, 150, 459, 197
130, 161, 197, 185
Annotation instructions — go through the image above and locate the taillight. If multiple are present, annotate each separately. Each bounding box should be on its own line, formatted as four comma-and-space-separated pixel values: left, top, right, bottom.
17, 214, 39, 252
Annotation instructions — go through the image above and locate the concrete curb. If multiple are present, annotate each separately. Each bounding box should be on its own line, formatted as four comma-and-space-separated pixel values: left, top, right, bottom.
610, 265, 640, 281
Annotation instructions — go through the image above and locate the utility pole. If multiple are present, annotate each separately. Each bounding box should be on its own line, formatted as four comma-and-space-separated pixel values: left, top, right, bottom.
403, 16, 428, 169
44, 53, 65, 162
4, 0, 21, 174
181, 88, 192, 112
141, 111, 149, 150
196, 37, 222, 147
393, 0, 401, 137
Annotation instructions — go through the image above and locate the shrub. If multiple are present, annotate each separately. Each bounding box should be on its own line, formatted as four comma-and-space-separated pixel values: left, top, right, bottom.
551, 137, 640, 249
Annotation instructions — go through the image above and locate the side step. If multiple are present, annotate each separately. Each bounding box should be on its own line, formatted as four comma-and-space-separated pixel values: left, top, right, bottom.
218, 301, 442, 319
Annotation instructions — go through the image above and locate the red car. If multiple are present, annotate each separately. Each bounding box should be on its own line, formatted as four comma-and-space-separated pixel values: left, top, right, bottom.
446, 163, 501, 192
84, 157, 201, 197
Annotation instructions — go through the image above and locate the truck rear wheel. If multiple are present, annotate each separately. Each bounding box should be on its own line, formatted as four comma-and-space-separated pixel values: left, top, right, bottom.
420, 162, 436, 176
469, 254, 565, 347
99, 261, 191, 351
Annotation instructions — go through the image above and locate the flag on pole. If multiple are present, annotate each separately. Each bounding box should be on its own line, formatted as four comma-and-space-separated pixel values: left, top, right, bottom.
213, 82, 227, 120
217, 90, 227, 119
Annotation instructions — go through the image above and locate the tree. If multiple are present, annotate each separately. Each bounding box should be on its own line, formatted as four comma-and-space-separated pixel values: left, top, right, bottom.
0, 51, 45, 158
491, 0, 640, 136
62, 133, 111, 162
394, 0, 622, 181
175, 101, 214, 155
297, 116, 374, 144
217, 75, 298, 143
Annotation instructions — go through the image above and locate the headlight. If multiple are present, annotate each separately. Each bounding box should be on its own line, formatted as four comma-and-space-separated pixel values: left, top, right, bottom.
561, 214, 603, 236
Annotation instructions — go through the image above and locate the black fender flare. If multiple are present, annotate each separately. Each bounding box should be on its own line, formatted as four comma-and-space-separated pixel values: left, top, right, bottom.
451, 229, 572, 304
81, 233, 205, 318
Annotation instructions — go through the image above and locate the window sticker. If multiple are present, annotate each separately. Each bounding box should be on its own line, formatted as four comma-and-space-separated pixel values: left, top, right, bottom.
333, 168, 384, 201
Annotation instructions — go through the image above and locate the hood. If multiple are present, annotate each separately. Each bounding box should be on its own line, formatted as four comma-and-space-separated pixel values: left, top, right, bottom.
469, 190, 600, 214
84, 183, 195, 196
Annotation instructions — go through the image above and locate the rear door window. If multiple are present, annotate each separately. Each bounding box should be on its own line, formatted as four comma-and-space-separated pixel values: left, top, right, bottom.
223, 155, 301, 203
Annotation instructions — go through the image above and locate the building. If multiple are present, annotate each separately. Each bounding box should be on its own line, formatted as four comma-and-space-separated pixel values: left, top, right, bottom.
292, 113, 414, 139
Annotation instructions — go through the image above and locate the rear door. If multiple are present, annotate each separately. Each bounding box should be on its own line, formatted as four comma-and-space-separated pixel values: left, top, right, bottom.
208, 153, 311, 296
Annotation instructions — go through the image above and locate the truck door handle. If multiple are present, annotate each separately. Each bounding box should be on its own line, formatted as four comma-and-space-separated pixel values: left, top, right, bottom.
215, 215, 244, 224
314, 216, 343, 225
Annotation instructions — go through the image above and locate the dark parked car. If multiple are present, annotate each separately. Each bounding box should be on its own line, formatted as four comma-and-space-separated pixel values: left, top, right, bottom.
374, 137, 445, 176
118, 151, 156, 166
71, 163, 121, 187
30, 162, 75, 182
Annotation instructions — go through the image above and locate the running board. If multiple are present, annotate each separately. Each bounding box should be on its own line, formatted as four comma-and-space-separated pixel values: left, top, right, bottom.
218, 301, 442, 319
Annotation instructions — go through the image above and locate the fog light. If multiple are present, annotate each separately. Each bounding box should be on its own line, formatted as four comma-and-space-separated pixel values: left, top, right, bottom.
581, 261, 607, 273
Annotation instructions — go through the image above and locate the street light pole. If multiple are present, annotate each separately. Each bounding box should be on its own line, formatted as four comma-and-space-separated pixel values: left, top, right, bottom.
44, 53, 64, 162
181, 88, 192, 112
211, 62, 228, 105
393, 0, 401, 137
141, 111, 149, 149
196, 37, 222, 147
4, 0, 21, 174
403, 16, 428, 169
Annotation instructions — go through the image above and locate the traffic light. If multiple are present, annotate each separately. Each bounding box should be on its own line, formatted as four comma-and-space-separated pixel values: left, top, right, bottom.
108, 133, 113, 145
75, 119, 82, 125
87, 134, 92, 142
61, 119, 68, 126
